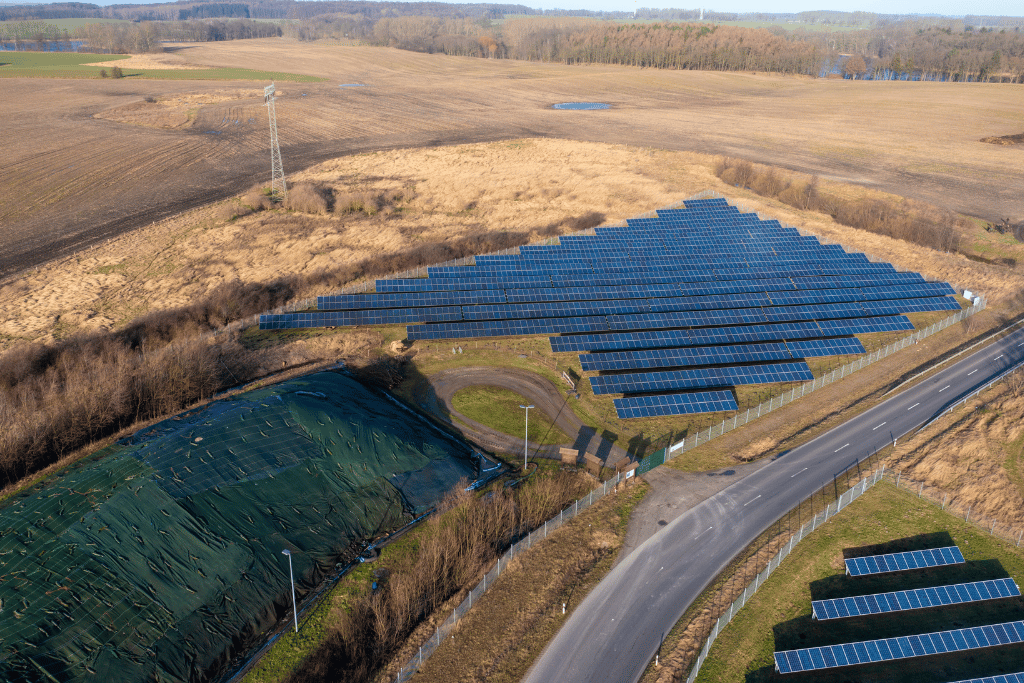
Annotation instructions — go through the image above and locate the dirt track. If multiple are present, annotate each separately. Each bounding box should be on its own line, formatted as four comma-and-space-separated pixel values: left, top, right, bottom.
3, 40, 1023, 280
426, 366, 630, 467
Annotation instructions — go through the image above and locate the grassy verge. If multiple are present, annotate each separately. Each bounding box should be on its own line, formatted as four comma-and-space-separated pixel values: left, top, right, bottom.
409, 478, 651, 683
0, 51, 322, 81
694, 481, 1024, 683
451, 385, 572, 445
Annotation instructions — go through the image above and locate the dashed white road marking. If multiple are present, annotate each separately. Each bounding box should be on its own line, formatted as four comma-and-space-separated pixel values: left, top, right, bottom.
939, 385, 950, 392
744, 495, 762, 507
872, 422, 887, 431
835, 443, 849, 452
908, 403, 920, 410
968, 369, 979, 376
791, 467, 808, 478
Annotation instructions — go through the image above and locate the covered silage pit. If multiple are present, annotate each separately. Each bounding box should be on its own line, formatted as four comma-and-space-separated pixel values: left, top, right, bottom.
0, 371, 482, 683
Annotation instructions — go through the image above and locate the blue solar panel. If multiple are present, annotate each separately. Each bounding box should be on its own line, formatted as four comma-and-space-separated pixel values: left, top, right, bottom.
590, 362, 813, 395
812, 578, 1020, 620
613, 391, 738, 418
579, 342, 796, 372
317, 290, 506, 310
943, 671, 1024, 683
549, 317, 912, 353
774, 620, 1024, 674
845, 546, 965, 576
259, 307, 462, 329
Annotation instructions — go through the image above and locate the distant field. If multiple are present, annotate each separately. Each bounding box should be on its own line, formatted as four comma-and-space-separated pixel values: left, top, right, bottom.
693, 481, 1024, 682
0, 50, 322, 80
713, 19, 868, 31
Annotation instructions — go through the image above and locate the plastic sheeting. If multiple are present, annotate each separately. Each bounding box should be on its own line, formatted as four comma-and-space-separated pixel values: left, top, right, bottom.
0, 371, 480, 683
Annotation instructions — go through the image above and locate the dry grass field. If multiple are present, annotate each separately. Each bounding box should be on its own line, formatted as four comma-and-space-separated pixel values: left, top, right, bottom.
2, 38, 1022, 279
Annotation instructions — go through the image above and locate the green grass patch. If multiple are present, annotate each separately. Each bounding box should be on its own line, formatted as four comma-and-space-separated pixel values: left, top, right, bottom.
695, 481, 1024, 683
0, 51, 322, 81
451, 385, 572, 445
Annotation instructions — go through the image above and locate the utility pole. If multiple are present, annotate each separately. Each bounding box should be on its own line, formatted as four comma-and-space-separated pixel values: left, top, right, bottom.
264, 83, 286, 202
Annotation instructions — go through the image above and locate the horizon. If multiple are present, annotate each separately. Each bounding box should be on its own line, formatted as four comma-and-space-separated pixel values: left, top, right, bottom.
4, 0, 1023, 19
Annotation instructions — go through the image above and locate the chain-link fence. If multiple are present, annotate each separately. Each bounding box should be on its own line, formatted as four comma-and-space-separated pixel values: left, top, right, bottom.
664, 296, 986, 461
685, 464, 887, 683
393, 469, 630, 681
890, 470, 1024, 550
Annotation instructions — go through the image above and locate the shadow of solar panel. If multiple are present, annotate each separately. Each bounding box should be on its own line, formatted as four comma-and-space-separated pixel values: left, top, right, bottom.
774, 620, 1024, 674
812, 578, 1020, 620
845, 546, 965, 576
590, 361, 813, 395
613, 391, 738, 418
579, 342, 796, 372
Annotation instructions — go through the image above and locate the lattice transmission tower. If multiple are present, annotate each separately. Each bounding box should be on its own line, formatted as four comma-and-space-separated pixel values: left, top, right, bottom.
264, 83, 286, 201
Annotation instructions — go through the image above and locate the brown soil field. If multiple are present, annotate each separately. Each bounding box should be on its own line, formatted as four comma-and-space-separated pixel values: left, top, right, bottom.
2, 38, 1023, 280
5, 136, 1021, 353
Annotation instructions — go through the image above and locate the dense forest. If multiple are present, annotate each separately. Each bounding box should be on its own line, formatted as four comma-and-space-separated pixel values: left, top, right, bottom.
2, 0, 1023, 82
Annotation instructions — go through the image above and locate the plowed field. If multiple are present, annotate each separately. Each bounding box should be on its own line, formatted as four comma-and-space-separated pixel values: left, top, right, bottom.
3, 38, 1022, 280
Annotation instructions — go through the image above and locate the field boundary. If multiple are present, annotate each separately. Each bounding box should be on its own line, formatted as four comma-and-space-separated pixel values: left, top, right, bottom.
685, 464, 887, 683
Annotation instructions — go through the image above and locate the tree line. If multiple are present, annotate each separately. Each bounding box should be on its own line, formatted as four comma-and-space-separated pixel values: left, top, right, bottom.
359, 16, 1024, 82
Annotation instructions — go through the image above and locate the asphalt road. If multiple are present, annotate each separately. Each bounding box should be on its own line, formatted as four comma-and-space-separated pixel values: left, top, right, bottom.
525, 326, 1024, 683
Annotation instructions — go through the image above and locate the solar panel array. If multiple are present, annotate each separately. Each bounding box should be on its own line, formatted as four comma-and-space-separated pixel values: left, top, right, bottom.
846, 546, 966, 576
258, 197, 961, 419
774, 620, 1024, 674
812, 578, 1021, 620
946, 672, 1024, 683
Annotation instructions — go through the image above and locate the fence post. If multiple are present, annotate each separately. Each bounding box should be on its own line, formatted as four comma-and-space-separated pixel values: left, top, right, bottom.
966, 506, 972, 522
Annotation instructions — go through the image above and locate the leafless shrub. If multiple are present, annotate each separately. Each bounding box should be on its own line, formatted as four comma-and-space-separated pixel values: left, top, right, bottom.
716, 158, 964, 254
242, 187, 273, 211
1006, 368, 1024, 398
286, 471, 590, 683
286, 182, 331, 215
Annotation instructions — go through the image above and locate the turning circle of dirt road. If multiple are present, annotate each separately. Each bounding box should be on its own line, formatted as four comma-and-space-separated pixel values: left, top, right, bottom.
427, 366, 629, 467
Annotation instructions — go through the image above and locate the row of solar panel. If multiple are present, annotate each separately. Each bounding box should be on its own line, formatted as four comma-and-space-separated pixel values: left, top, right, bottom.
947, 672, 1024, 683
548, 317, 914, 352
425, 265, 899, 282
812, 578, 1020, 620
589, 361, 815, 395
612, 391, 739, 418
774, 619, 1024, 674
425, 259, 889, 278
264, 296, 949, 333
846, 546, 966, 576
317, 283, 953, 312
579, 337, 866, 372
429, 256, 872, 276
475, 250, 854, 265
374, 272, 927, 294
527, 233, 816, 250
506, 238, 833, 254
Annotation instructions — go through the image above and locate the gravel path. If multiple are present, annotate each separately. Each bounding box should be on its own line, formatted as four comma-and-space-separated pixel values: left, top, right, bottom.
426, 366, 630, 467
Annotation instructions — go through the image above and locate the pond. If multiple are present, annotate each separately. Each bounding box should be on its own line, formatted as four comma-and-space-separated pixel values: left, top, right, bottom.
552, 102, 610, 110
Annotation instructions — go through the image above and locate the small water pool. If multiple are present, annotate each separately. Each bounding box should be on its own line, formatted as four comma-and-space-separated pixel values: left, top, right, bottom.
552, 102, 609, 110
339, 83, 368, 88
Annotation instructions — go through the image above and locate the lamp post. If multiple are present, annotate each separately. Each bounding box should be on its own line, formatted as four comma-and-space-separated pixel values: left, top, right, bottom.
281, 549, 298, 633
519, 404, 534, 471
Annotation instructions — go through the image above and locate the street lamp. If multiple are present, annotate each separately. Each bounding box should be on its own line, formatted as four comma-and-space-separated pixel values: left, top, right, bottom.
281, 549, 298, 633
519, 404, 534, 471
